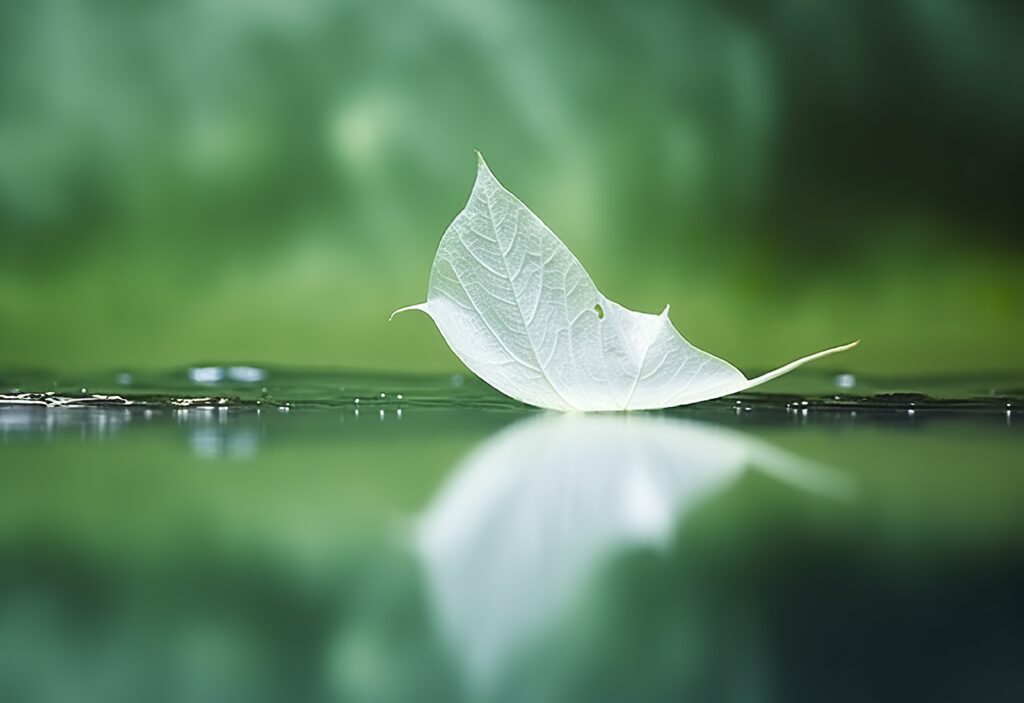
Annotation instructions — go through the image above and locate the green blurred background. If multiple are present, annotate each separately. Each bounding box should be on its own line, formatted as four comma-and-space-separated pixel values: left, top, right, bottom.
1, 0, 1021, 375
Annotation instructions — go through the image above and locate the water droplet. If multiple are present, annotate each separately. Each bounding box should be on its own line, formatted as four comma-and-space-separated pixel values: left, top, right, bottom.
354, 398, 360, 404
396, 394, 404, 400
835, 373, 856, 389
189, 367, 224, 384
379, 392, 386, 399
80, 388, 87, 394
227, 366, 267, 383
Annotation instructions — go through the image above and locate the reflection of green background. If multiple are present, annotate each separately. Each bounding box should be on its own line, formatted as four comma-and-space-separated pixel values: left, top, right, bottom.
2, 408, 1022, 701
1, 1, 1020, 374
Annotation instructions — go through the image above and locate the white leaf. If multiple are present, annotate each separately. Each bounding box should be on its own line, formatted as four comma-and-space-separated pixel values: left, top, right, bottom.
393, 153, 857, 411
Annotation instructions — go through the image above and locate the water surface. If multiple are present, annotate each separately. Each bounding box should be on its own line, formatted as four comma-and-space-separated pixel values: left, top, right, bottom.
1, 367, 1022, 702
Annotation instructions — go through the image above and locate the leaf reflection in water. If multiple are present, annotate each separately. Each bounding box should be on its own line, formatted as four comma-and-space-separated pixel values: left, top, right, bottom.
416, 414, 852, 694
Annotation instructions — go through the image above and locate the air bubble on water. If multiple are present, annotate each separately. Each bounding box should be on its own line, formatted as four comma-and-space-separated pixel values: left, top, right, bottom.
800, 401, 808, 406
835, 373, 856, 389
380, 392, 386, 399
397, 394, 403, 400
81, 388, 87, 394
354, 398, 360, 404
451, 374, 465, 387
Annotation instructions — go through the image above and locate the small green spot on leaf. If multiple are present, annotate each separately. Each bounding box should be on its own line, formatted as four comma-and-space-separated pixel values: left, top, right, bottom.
594, 303, 605, 319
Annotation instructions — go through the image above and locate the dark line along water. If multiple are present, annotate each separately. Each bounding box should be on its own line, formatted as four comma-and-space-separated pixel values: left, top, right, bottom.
2, 365, 1021, 415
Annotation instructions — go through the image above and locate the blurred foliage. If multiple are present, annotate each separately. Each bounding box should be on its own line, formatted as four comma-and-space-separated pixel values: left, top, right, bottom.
0, 0, 1021, 373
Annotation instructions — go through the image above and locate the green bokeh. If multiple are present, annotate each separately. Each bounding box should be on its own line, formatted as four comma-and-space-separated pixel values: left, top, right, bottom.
1, 0, 1021, 374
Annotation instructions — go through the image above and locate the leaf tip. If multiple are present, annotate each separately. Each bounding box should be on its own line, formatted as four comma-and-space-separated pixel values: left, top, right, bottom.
389, 303, 429, 322
660, 304, 670, 318
474, 149, 487, 168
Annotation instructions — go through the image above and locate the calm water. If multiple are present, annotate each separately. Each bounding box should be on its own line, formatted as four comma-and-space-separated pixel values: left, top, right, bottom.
1, 367, 1022, 703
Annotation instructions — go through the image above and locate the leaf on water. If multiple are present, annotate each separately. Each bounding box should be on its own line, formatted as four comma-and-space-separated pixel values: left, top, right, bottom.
392, 153, 858, 411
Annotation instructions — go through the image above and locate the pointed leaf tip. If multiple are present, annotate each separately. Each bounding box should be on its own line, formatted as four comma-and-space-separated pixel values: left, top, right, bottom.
741, 339, 862, 391
474, 150, 486, 168
389, 303, 429, 322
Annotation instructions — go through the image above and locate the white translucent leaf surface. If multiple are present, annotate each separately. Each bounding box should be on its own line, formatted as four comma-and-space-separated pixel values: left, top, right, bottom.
393, 154, 857, 411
